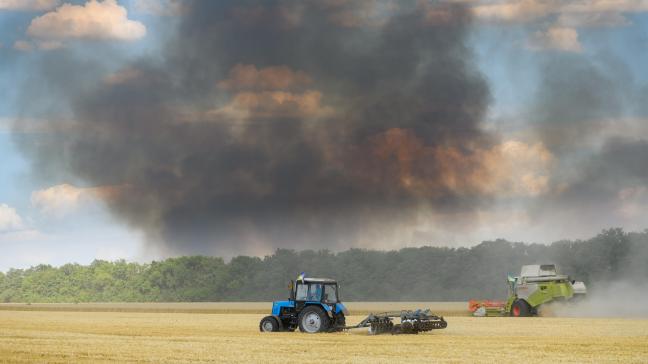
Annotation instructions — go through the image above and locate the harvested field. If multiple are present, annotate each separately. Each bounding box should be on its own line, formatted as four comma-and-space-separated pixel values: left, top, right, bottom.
1, 306, 647, 363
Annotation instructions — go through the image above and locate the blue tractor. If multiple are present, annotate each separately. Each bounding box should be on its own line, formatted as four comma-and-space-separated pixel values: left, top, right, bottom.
259, 276, 348, 333
260, 274, 448, 334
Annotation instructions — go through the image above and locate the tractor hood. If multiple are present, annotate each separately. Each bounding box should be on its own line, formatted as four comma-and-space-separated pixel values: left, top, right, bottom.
271, 300, 295, 316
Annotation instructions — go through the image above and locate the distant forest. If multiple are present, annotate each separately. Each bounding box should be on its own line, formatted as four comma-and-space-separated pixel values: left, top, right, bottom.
1, 228, 647, 303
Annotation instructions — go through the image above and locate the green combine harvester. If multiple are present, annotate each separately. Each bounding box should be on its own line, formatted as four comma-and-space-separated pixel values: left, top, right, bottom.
469, 264, 587, 317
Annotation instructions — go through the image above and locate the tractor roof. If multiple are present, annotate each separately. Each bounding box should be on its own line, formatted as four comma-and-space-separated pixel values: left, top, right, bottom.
302, 277, 337, 284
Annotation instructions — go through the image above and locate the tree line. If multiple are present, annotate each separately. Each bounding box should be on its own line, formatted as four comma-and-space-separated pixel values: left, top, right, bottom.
1, 228, 646, 303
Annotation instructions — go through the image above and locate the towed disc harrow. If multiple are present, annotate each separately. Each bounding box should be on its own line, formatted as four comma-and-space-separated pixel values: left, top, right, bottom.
345, 309, 447, 335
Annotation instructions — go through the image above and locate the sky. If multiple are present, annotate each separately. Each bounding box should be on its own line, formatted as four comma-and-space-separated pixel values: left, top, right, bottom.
1, 0, 647, 271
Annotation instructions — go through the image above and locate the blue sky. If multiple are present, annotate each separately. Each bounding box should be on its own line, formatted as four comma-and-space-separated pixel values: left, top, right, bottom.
1, 0, 648, 271
0, 0, 164, 270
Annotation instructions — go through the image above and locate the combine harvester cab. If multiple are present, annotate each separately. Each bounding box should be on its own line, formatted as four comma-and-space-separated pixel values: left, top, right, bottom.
470, 264, 587, 317
260, 273, 447, 334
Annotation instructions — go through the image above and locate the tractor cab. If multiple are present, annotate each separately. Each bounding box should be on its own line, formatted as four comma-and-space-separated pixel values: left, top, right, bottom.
260, 275, 349, 333
292, 278, 339, 304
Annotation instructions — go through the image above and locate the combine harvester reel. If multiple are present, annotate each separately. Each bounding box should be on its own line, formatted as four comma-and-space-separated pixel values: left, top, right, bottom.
351, 309, 448, 335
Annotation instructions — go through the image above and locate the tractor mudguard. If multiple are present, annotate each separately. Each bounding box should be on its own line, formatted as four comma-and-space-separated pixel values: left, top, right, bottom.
272, 315, 284, 330
303, 302, 334, 318
335, 303, 349, 316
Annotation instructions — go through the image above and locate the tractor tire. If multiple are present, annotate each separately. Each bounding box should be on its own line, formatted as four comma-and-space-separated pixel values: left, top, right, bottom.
511, 299, 531, 317
259, 316, 280, 332
333, 313, 346, 332
298, 306, 330, 333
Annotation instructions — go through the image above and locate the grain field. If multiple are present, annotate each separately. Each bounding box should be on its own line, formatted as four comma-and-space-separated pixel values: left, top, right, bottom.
0, 305, 646, 363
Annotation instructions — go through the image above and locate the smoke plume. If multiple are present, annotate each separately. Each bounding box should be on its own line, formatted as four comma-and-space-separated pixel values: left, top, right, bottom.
14, 1, 498, 255
526, 51, 648, 237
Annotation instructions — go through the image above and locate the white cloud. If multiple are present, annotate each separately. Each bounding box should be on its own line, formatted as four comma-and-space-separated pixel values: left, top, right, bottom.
13, 40, 33, 52
12, 39, 64, 52
558, 12, 631, 28
0, 204, 24, 232
37, 40, 64, 50
27, 0, 146, 41
472, 0, 551, 22
472, 0, 648, 24
471, 0, 647, 52
30, 184, 119, 217
562, 0, 648, 14
528, 26, 583, 53
134, 0, 182, 16
0, 0, 59, 11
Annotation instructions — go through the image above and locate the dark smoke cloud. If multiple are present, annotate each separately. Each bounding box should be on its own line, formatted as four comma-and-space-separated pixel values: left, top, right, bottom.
541, 138, 648, 212
14, 1, 494, 255
531, 54, 628, 152
529, 52, 648, 234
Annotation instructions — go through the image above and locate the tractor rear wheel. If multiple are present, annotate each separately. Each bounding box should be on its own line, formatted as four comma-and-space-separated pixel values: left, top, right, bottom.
334, 313, 346, 331
511, 299, 531, 317
331, 312, 346, 331
259, 316, 279, 332
298, 306, 330, 333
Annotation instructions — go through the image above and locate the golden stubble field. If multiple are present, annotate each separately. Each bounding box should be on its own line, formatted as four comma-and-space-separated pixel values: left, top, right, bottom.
0, 303, 647, 363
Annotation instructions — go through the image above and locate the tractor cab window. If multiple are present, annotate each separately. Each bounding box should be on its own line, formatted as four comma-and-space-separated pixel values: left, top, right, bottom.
323, 284, 338, 303
307, 284, 322, 301
295, 283, 308, 301
295, 283, 324, 301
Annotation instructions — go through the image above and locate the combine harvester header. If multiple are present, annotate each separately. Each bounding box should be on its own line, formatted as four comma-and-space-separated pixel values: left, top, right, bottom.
470, 264, 587, 317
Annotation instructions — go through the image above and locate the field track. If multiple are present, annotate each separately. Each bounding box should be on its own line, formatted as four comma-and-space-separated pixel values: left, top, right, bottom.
1, 304, 647, 363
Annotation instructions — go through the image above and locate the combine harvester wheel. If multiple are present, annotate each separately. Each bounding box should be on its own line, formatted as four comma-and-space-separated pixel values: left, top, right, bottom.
511, 300, 531, 317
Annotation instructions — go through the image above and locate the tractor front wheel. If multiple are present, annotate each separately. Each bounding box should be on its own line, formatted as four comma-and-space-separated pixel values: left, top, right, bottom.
298, 306, 330, 333
259, 316, 280, 332
511, 299, 531, 317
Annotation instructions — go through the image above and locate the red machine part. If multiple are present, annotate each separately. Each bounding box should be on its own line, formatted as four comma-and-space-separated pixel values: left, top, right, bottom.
468, 300, 506, 312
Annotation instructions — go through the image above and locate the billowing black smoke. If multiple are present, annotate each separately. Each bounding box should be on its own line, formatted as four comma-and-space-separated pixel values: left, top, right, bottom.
14, 1, 493, 255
